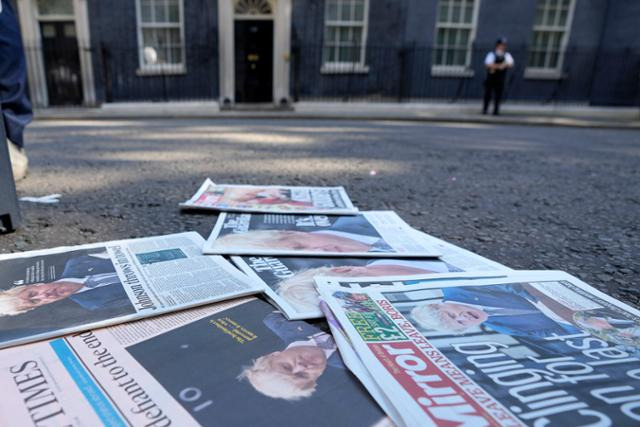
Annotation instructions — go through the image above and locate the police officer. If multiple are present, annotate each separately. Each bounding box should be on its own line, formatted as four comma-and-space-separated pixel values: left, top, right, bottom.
483, 37, 514, 115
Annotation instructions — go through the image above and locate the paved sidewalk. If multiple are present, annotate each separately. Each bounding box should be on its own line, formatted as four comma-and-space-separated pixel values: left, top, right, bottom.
34, 101, 640, 129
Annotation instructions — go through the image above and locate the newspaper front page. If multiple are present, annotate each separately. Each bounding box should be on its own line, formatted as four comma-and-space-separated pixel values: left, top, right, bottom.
230, 229, 510, 320
204, 211, 442, 257
0, 298, 390, 427
180, 178, 359, 214
318, 271, 640, 427
0, 232, 262, 349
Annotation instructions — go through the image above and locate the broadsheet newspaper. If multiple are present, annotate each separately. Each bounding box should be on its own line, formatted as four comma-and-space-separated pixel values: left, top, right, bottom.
180, 178, 359, 214
0, 232, 262, 349
318, 271, 640, 427
204, 211, 442, 258
231, 231, 510, 319
0, 298, 391, 427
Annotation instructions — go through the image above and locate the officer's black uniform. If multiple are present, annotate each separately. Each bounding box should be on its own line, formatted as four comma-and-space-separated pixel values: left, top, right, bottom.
483, 52, 507, 115
483, 37, 513, 116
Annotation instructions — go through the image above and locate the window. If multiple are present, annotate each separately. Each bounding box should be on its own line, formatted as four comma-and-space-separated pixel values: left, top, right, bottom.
432, 0, 479, 75
322, 0, 369, 73
234, 0, 273, 15
526, 0, 575, 77
36, 0, 74, 17
136, 0, 185, 74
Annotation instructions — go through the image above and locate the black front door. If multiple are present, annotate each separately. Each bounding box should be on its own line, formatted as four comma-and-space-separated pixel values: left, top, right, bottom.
40, 21, 83, 105
234, 20, 273, 103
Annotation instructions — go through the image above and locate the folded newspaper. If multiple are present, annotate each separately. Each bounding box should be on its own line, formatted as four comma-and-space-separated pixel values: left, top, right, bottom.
320, 300, 405, 426
231, 231, 510, 319
204, 211, 442, 258
0, 232, 262, 349
0, 297, 391, 426
180, 178, 359, 214
317, 271, 640, 427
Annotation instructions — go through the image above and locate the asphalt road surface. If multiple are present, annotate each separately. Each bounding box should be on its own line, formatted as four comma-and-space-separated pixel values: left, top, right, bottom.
2, 118, 638, 306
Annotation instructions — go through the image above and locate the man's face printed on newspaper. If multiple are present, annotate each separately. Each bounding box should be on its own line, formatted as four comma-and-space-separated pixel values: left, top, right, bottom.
439, 302, 489, 329
263, 345, 328, 388
224, 188, 290, 204
16, 281, 83, 309
329, 264, 433, 277
273, 231, 371, 253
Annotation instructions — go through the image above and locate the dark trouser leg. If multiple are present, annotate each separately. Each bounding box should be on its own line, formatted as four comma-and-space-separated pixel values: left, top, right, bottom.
483, 80, 492, 114
0, 0, 33, 148
493, 80, 504, 115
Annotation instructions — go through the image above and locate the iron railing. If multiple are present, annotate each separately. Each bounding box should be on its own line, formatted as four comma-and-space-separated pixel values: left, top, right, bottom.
35, 43, 640, 106
290, 44, 640, 106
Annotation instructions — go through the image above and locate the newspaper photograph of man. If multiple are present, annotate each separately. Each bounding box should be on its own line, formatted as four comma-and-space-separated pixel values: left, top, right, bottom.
401, 281, 640, 354
0, 247, 134, 345
206, 212, 439, 257
234, 256, 456, 318
181, 179, 358, 214
213, 216, 394, 253
199, 186, 315, 209
126, 298, 389, 426
406, 282, 582, 339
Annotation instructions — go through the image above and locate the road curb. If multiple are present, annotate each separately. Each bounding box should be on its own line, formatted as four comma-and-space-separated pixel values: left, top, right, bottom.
33, 110, 640, 130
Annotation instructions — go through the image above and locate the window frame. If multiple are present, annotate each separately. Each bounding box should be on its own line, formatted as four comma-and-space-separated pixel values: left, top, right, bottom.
35, 0, 75, 20
524, 0, 576, 80
321, 0, 370, 74
431, 0, 481, 77
135, 0, 187, 75
233, 0, 274, 17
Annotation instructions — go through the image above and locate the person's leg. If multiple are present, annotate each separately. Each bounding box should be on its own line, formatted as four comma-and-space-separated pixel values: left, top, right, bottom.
0, 0, 33, 180
482, 79, 492, 114
493, 80, 504, 115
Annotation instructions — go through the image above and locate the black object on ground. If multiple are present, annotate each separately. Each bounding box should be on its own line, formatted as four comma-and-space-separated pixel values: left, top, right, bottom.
0, 108, 21, 233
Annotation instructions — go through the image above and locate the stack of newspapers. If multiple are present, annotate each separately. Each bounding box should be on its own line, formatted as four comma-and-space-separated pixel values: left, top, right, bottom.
0, 178, 638, 426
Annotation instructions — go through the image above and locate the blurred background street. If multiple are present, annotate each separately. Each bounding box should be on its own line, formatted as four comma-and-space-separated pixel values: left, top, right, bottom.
2, 118, 638, 305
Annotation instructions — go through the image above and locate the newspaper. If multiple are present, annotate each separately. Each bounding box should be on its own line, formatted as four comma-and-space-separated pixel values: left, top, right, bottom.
232, 258, 507, 320
180, 178, 359, 214
318, 271, 640, 426
204, 211, 442, 258
320, 300, 405, 427
0, 232, 262, 349
231, 230, 510, 320
0, 297, 391, 426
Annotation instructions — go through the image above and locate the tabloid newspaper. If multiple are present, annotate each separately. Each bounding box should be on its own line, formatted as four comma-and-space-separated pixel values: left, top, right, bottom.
230, 231, 510, 320
319, 300, 404, 426
317, 271, 640, 427
0, 232, 262, 349
180, 178, 359, 214
0, 298, 392, 427
203, 211, 442, 258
